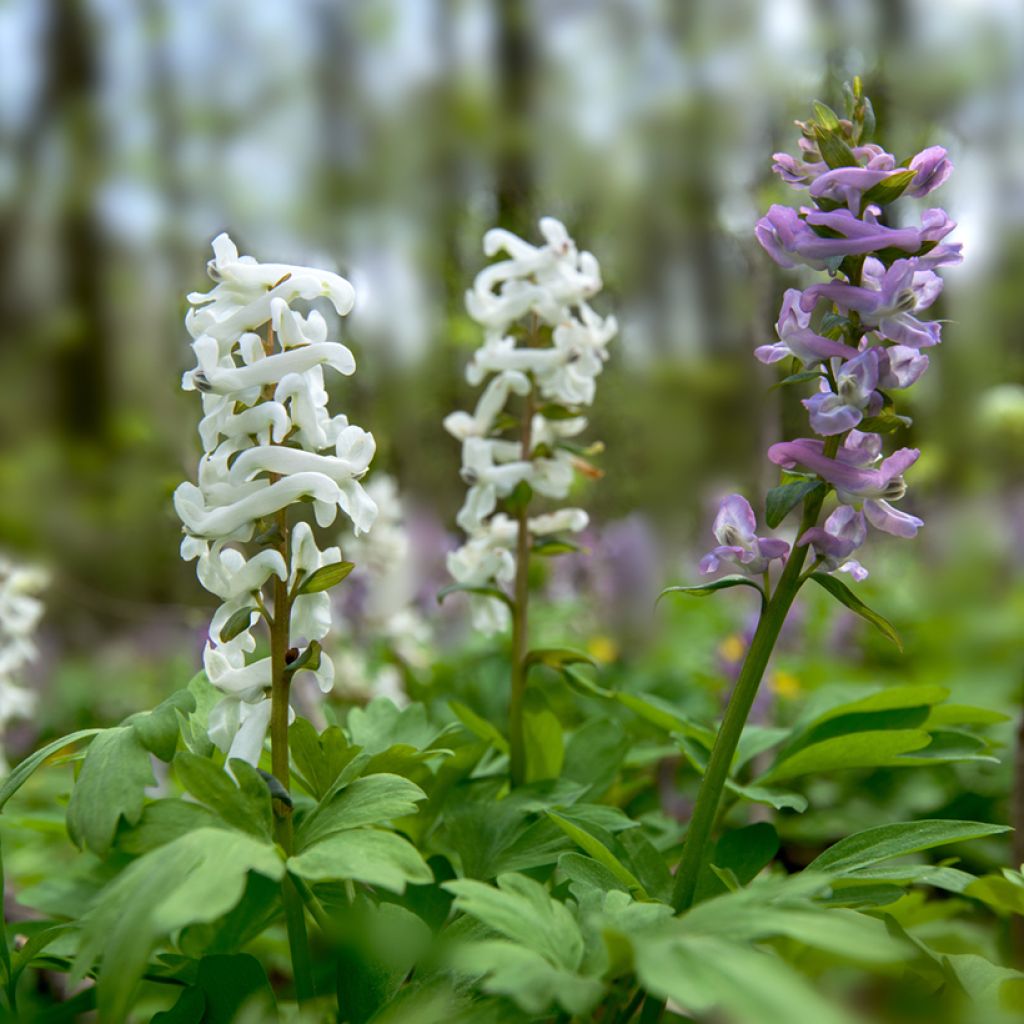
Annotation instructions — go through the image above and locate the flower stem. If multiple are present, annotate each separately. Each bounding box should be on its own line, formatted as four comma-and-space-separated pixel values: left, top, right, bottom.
509, 389, 535, 788
268, 508, 315, 1002
670, 443, 837, 913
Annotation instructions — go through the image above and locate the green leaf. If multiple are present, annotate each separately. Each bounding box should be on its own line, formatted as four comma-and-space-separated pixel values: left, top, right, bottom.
436, 582, 513, 609
697, 823, 779, 902
116, 799, 226, 855
760, 729, 932, 783
289, 719, 359, 800
808, 571, 902, 650
807, 820, 1012, 875
449, 700, 509, 754
545, 811, 646, 898
127, 689, 196, 762
173, 751, 272, 840
73, 828, 283, 1023
771, 370, 825, 390
444, 873, 584, 972
726, 781, 808, 813
524, 647, 595, 672
532, 538, 585, 556
296, 560, 355, 594
152, 954, 275, 1024
295, 773, 426, 850
765, 480, 824, 528
860, 168, 917, 210
335, 900, 432, 1024
659, 575, 766, 607
0, 728, 101, 813
522, 687, 564, 783
67, 727, 156, 856
448, 940, 604, 1017
288, 828, 432, 893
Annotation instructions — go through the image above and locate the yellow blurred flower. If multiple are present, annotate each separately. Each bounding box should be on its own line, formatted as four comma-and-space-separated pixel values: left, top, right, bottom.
718, 633, 745, 664
587, 634, 619, 664
769, 670, 801, 699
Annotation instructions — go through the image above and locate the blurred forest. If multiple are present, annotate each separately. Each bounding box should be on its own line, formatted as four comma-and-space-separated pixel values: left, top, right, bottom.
0, 0, 1023, 676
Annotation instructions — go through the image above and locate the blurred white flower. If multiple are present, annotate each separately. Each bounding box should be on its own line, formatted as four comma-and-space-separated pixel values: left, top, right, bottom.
0, 556, 47, 772
445, 218, 613, 633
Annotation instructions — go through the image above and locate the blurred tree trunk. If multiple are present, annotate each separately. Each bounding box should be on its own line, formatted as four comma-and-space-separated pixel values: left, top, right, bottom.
45, 0, 109, 444
495, 0, 534, 235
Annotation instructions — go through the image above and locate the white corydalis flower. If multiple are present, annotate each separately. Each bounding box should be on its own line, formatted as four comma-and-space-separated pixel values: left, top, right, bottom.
176, 234, 377, 766
0, 557, 48, 772
445, 217, 614, 633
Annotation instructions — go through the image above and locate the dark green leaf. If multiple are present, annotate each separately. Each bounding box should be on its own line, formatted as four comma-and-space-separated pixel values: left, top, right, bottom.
287, 828, 432, 892
545, 811, 646, 897
436, 583, 513, 609
809, 571, 902, 650
524, 647, 596, 671
765, 480, 824, 528
289, 719, 359, 800
297, 560, 355, 595
812, 100, 841, 130
173, 751, 272, 840
0, 729, 101, 813
522, 687, 564, 783
771, 370, 825, 390
116, 799, 226, 855
67, 727, 156, 856
808, 820, 1012, 875
659, 575, 766, 607
760, 730, 932, 783
128, 689, 196, 763
814, 124, 858, 169
73, 828, 283, 1023
532, 538, 585, 556
295, 773, 426, 850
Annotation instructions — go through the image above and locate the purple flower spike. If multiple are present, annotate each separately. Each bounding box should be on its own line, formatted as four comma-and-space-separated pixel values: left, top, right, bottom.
768, 440, 923, 538
802, 348, 881, 435
772, 151, 827, 188
700, 494, 790, 577
907, 146, 953, 198
756, 289, 859, 367
799, 505, 869, 580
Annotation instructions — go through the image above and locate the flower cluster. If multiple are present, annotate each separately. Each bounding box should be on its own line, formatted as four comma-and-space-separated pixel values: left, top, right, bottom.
701, 96, 959, 580
175, 234, 377, 765
0, 556, 47, 771
444, 218, 617, 632
332, 474, 432, 707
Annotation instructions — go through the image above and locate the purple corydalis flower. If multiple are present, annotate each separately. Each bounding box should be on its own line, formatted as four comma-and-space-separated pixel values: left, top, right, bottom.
756, 289, 858, 367
756, 204, 955, 271
802, 348, 881, 435
800, 257, 944, 349
808, 149, 898, 212
907, 146, 953, 198
699, 494, 789, 576
799, 505, 869, 581
768, 439, 923, 538
877, 345, 929, 389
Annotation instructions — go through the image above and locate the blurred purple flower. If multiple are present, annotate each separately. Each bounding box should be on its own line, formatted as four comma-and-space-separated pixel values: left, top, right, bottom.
699, 495, 789, 576
877, 345, 929, 389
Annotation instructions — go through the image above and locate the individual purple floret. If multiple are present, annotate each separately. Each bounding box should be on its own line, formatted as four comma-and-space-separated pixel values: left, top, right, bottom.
802, 348, 882, 435
907, 146, 953, 197
768, 439, 923, 538
699, 494, 790, 576
799, 257, 945, 348
755, 289, 858, 366
799, 505, 869, 580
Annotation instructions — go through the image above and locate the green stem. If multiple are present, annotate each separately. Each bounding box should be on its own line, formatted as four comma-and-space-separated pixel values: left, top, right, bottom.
509, 389, 535, 788
267, 510, 315, 1002
670, 442, 837, 912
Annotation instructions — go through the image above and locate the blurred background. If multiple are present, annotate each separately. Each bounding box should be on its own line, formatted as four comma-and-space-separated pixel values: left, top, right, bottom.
1, 0, 1023, 751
